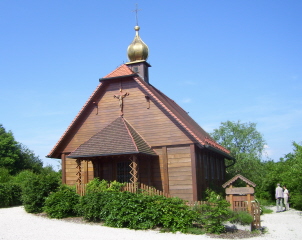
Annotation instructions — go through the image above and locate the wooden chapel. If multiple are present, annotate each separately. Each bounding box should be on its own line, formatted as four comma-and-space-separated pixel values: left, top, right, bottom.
47, 24, 233, 201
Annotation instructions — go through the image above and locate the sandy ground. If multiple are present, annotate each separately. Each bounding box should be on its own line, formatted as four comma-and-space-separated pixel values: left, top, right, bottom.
0, 206, 302, 240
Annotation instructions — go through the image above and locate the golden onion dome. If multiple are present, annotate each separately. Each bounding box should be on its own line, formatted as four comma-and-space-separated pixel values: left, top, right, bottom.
127, 26, 149, 62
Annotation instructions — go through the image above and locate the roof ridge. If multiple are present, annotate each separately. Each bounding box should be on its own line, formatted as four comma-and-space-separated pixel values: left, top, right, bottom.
121, 117, 139, 152
68, 116, 156, 158
102, 64, 134, 79
123, 117, 154, 152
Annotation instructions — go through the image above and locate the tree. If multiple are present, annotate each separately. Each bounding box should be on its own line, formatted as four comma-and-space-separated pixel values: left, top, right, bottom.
0, 124, 43, 174
210, 121, 266, 185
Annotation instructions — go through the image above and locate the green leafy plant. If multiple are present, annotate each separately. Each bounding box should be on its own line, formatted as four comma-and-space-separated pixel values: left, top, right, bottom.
43, 185, 79, 218
21, 172, 60, 213
0, 168, 12, 183
230, 211, 253, 225
194, 189, 232, 234
77, 190, 196, 233
0, 182, 22, 208
85, 178, 125, 193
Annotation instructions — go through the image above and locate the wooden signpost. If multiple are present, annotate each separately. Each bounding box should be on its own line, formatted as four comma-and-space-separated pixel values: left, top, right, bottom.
222, 174, 256, 213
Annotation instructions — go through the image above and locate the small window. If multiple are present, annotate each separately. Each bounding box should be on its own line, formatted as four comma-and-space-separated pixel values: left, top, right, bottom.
117, 162, 131, 183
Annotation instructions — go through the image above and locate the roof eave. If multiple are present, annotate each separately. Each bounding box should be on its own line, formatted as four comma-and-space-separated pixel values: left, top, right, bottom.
204, 145, 234, 160
67, 151, 157, 159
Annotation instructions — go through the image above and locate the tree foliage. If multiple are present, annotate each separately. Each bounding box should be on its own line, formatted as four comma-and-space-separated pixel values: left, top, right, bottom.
260, 142, 302, 210
210, 121, 266, 185
0, 124, 43, 174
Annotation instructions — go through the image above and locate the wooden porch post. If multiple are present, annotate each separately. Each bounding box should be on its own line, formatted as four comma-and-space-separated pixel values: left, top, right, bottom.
61, 153, 66, 184
83, 160, 89, 184
162, 146, 169, 195
130, 155, 139, 184
76, 159, 82, 195
147, 158, 151, 186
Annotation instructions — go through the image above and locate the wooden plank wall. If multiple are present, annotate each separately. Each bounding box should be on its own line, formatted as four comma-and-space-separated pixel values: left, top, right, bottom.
65, 158, 94, 186
65, 158, 78, 185
62, 79, 192, 154
167, 145, 193, 201
195, 148, 226, 200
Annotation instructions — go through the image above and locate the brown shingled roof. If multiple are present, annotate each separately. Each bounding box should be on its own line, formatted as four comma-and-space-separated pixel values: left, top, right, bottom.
102, 64, 135, 79
68, 116, 156, 159
133, 76, 231, 156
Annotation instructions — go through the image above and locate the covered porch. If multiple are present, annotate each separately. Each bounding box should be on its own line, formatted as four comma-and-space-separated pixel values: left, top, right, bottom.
66, 117, 158, 195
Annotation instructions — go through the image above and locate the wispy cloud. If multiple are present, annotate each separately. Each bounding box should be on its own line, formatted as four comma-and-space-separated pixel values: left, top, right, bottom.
181, 98, 192, 103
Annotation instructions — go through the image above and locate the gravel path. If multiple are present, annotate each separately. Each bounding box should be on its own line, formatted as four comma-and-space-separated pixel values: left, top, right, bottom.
0, 206, 302, 240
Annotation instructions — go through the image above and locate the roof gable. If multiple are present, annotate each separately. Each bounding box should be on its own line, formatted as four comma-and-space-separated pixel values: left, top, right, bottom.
222, 174, 256, 188
68, 116, 156, 158
48, 64, 231, 159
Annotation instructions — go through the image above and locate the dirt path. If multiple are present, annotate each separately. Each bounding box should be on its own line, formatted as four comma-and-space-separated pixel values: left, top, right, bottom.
1, 206, 302, 240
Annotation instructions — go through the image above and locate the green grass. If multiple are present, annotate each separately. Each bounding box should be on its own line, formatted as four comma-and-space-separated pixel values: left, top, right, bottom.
261, 206, 273, 214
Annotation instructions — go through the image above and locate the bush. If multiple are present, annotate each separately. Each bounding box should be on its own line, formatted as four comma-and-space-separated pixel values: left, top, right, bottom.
230, 211, 253, 225
21, 172, 60, 213
194, 189, 232, 234
0, 182, 22, 208
85, 178, 125, 193
12, 170, 36, 189
290, 193, 302, 210
0, 168, 12, 183
77, 191, 196, 233
44, 185, 79, 218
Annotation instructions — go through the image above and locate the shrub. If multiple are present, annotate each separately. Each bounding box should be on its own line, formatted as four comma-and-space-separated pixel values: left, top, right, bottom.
12, 170, 36, 189
0, 168, 11, 183
85, 178, 125, 193
290, 193, 302, 210
44, 185, 79, 218
230, 211, 253, 225
194, 189, 232, 234
0, 182, 22, 208
77, 191, 196, 233
21, 172, 60, 213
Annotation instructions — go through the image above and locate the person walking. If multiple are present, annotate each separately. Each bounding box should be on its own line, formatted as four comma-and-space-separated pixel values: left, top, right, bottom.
275, 183, 284, 212
283, 185, 289, 211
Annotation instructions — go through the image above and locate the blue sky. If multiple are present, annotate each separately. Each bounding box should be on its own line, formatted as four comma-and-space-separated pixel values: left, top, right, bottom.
1, 0, 301, 170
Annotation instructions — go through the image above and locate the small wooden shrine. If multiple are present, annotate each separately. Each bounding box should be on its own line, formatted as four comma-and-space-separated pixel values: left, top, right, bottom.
222, 174, 256, 213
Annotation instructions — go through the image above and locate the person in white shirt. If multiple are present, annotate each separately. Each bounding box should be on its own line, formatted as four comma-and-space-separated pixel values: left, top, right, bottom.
275, 183, 284, 212
283, 185, 289, 211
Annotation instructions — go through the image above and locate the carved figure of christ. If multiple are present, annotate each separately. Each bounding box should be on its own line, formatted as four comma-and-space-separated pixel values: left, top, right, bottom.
114, 89, 129, 115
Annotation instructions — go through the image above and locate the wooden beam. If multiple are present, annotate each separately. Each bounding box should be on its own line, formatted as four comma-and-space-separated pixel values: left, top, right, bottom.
162, 146, 169, 194
61, 153, 66, 184
147, 157, 151, 186
130, 155, 139, 184
83, 160, 89, 184
190, 144, 198, 201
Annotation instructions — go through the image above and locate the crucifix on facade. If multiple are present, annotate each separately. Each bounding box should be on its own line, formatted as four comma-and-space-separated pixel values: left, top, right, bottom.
114, 88, 129, 116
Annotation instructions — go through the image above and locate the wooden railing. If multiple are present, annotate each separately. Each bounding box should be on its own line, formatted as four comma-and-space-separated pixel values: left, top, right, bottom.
76, 182, 172, 198
233, 201, 248, 212
122, 182, 172, 198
